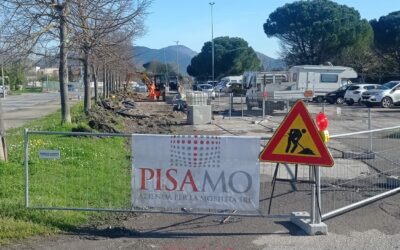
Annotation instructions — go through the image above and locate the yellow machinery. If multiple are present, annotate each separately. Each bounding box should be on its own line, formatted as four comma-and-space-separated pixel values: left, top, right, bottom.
137, 72, 166, 101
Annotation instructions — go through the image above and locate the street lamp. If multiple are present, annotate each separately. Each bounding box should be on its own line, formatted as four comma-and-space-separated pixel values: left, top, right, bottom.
174, 41, 179, 77
209, 2, 215, 82
1, 64, 4, 98
0, 36, 5, 99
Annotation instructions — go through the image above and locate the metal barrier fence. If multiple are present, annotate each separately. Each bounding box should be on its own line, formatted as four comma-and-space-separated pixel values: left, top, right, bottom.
24, 131, 132, 212
211, 93, 270, 119
24, 127, 400, 220
24, 130, 310, 218
211, 94, 400, 130
322, 126, 400, 219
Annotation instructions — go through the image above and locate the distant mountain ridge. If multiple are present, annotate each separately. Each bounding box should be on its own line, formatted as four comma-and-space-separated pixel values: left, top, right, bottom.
133, 45, 197, 75
256, 52, 286, 70
133, 45, 286, 75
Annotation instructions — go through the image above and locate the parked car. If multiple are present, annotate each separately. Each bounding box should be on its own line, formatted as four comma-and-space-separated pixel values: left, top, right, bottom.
67, 84, 76, 92
214, 82, 226, 92
207, 81, 218, 87
0, 86, 7, 97
196, 83, 216, 98
361, 81, 400, 108
324, 85, 353, 104
135, 83, 148, 93
344, 83, 380, 105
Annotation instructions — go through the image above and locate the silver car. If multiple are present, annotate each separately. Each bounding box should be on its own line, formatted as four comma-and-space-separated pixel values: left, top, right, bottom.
344, 83, 379, 106
361, 81, 400, 108
197, 84, 216, 98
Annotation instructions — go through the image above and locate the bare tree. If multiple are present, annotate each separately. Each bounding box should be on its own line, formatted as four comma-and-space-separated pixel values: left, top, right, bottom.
68, 0, 150, 112
0, 0, 150, 118
0, 0, 73, 123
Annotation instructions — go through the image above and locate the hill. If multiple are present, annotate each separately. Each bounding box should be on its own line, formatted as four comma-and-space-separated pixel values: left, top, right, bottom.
133, 45, 286, 75
256, 52, 286, 70
133, 45, 197, 75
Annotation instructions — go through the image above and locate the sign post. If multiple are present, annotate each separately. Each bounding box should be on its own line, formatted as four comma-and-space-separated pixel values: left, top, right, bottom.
259, 100, 333, 235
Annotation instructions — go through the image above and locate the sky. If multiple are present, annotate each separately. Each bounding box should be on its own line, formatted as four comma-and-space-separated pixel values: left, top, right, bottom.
135, 0, 398, 59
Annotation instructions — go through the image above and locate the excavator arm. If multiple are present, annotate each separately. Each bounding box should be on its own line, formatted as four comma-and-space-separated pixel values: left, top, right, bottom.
136, 72, 158, 100
138, 72, 152, 90
135, 72, 165, 101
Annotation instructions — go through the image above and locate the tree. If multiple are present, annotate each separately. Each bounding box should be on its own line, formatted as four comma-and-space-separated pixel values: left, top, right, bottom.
263, 0, 373, 66
0, 0, 74, 123
187, 36, 260, 80
5, 63, 27, 90
69, 0, 150, 112
371, 11, 400, 73
0, 0, 150, 119
332, 21, 376, 82
143, 60, 177, 76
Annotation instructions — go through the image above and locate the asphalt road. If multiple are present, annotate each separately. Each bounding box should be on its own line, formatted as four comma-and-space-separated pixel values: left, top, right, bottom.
0, 92, 81, 130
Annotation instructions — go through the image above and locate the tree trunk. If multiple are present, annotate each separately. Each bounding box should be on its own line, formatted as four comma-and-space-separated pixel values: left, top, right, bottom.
59, 5, 71, 124
83, 49, 91, 113
111, 72, 115, 93
0, 101, 7, 161
117, 73, 121, 91
107, 69, 112, 98
102, 62, 107, 99
92, 64, 98, 103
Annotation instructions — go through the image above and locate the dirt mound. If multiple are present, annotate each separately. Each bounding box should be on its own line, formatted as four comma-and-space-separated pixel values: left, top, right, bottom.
89, 92, 187, 134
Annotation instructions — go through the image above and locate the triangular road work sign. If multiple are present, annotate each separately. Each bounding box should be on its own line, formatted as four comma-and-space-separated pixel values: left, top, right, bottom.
259, 100, 334, 167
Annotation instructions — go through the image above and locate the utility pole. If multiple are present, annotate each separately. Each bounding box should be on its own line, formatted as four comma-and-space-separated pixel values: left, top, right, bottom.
1, 64, 4, 99
163, 48, 169, 89
174, 41, 179, 78
209, 2, 215, 83
0, 30, 4, 99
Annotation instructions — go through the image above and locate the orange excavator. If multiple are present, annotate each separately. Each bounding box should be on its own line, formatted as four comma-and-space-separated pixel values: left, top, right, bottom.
137, 72, 166, 101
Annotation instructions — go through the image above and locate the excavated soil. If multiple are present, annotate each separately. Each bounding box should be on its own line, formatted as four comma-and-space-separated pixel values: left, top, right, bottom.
90, 92, 187, 134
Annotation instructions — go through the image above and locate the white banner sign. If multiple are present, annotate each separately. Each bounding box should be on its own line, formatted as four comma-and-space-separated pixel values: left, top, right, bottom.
132, 135, 260, 211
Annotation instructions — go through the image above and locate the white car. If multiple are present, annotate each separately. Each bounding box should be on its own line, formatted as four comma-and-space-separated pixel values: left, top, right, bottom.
197, 83, 216, 98
0, 86, 7, 97
344, 84, 379, 105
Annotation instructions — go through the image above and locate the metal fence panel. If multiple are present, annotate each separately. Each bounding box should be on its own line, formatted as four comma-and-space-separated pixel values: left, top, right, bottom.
24, 126, 400, 219
25, 131, 132, 211
322, 126, 400, 218
24, 130, 314, 218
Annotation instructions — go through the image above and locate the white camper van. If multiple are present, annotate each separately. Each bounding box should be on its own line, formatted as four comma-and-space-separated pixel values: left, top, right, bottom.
244, 65, 357, 114
288, 65, 357, 102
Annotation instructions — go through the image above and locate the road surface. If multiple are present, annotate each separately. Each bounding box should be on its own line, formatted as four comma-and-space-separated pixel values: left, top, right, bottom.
0, 92, 81, 130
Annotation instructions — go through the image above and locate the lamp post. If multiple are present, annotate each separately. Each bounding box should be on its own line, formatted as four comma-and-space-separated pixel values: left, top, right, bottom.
209, 2, 215, 83
1, 64, 4, 99
0, 32, 4, 99
174, 41, 179, 77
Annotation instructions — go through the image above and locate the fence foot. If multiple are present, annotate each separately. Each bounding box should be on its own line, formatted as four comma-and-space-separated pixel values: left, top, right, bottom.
290, 212, 328, 236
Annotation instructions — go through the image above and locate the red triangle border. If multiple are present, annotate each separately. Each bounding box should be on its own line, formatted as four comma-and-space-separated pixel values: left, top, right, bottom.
259, 100, 334, 167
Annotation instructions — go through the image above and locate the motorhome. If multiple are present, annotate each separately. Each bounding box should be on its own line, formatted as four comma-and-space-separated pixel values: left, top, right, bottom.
243, 65, 357, 114
288, 65, 357, 102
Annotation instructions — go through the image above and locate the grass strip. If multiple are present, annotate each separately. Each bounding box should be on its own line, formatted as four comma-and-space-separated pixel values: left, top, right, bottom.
0, 102, 131, 244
